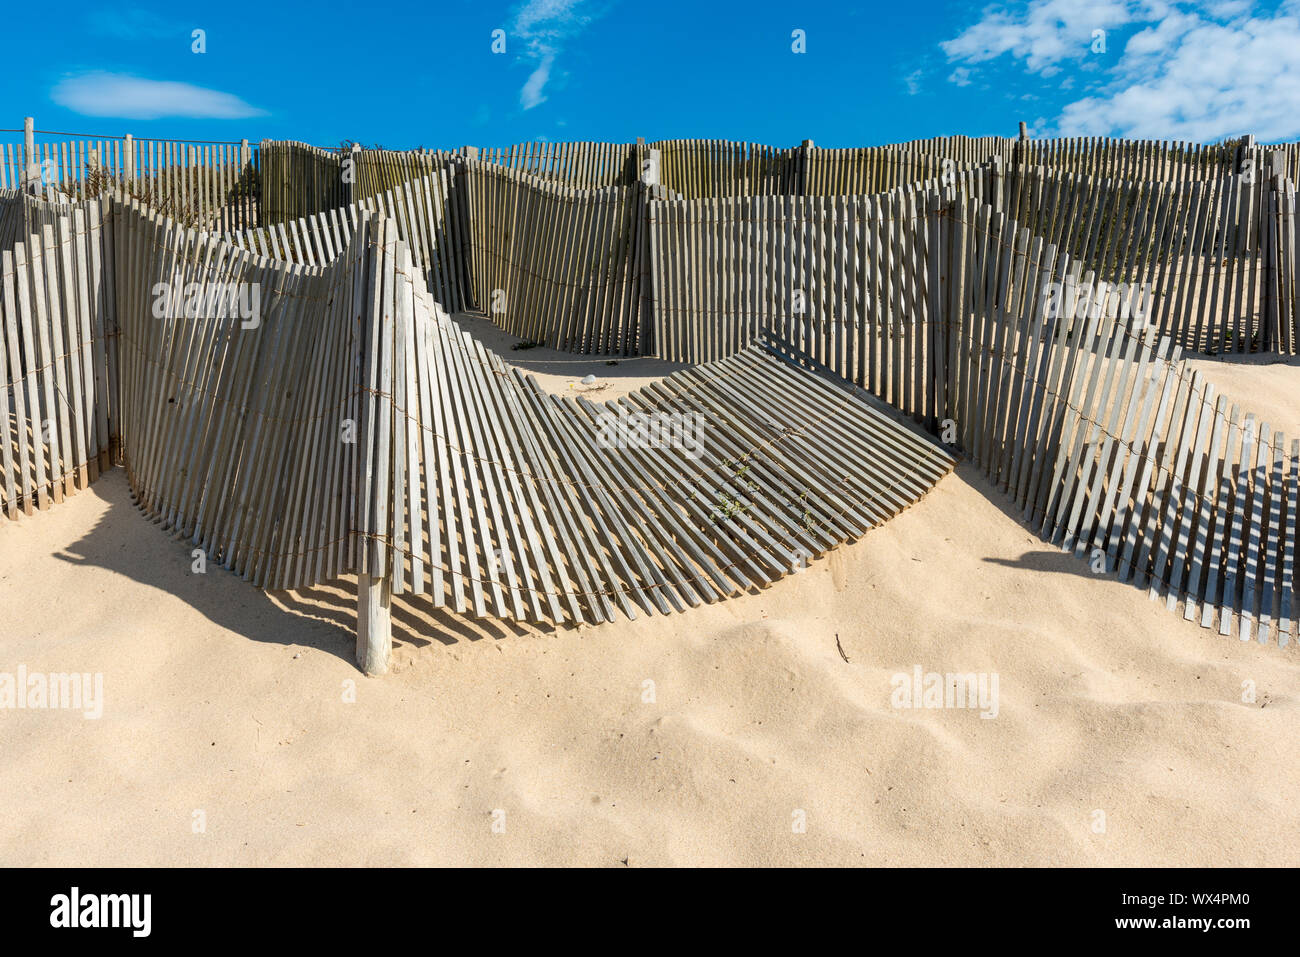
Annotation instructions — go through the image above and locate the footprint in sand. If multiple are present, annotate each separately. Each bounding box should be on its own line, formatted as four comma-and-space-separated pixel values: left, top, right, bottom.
828, 549, 848, 592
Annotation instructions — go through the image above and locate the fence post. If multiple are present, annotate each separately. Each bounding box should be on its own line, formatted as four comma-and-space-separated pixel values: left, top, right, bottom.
347, 142, 360, 207
23, 116, 36, 197
641, 148, 661, 187
927, 192, 946, 431
800, 138, 814, 196
639, 149, 662, 353
237, 139, 251, 228
1007, 121, 1030, 212
1236, 134, 1256, 180
123, 134, 134, 188
989, 152, 1003, 211
1264, 161, 1289, 353
356, 572, 393, 675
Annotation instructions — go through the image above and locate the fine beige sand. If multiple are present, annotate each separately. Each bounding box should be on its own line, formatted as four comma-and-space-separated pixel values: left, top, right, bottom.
1, 345, 1298, 867
1184, 352, 1300, 440
3, 479, 1297, 865
450, 311, 693, 399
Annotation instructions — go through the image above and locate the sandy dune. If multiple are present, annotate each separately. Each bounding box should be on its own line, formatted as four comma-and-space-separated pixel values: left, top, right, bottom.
2, 447, 1296, 866
1184, 352, 1300, 440
448, 310, 694, 399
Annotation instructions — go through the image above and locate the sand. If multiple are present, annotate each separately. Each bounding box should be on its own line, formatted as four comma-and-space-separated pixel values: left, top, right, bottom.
1184, 352, 1300, 440
2, 467, 1297, 866
450, 311, 692, 400
1, 338, 1298, 867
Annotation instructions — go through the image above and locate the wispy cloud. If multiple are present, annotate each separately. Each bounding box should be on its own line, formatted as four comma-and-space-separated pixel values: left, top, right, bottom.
520, 54, 556, 110
1059, 9, 1300, 141
942, 1, 1300, 141
86, 9, 181, 41
52, 73, 266, 121
941, 0, 1152, 73
509, 0, 604, 111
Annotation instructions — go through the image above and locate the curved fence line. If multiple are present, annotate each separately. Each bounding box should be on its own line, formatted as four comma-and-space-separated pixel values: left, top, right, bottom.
3, 187, 959, 676
0, 191, 116, 518
6, 144, 1300, 659
228, 167, 470, 315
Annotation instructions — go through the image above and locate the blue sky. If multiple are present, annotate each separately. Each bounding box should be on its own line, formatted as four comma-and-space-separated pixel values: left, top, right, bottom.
5, 0, 1300, 148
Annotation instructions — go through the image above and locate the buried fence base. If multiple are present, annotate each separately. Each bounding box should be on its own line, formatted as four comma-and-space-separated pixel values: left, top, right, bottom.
356, 572, 392, 675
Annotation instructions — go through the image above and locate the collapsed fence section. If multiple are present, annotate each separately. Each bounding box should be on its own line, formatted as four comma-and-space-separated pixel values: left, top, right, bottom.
645, 177, 1300, 640
355, 212, 957, 628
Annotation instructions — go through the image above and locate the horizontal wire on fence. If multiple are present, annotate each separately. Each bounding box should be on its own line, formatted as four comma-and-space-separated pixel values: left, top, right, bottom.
379, 347, 926, 498
350, 441, 953, 605
3, 132, 1298, 637
947, 206, 1295, 456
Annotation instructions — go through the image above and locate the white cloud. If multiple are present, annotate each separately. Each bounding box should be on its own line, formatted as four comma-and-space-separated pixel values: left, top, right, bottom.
520, 53, 556, 110
509, 0, 601, 111
941, 0, 1149, 73
515, 0, 587, 34
904, 69, 923, 95
1058, 12, 1300, 140
943, 1, 1300, 142
1205, 0, 1252, 15
949, 67, 973, 87
1122, 10, 1198, 59
52, 72, 266, 120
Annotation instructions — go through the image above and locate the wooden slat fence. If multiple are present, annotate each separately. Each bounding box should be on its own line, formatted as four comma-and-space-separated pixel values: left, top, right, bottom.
1001, 163, 1278, 354
6, 136, 1300, 646
350, 148, 460, 205
2, 133, 258, 230
257, 140, 345, 226
802, 149, 989, 198
647, 170, 993, 419
359, 211, 956, 624
1014, 136, 1250, 183
472, 141, 636, 188
110, 194, 374, 589
0, 190, 116, 517
650, 140, 797, 198
939, 193, 1298, 641
459, 158, 652, 353
226, 168, 470, 314
888, 135, 1014, 166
